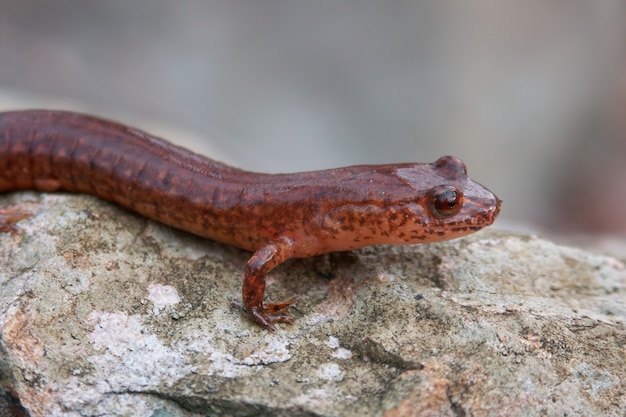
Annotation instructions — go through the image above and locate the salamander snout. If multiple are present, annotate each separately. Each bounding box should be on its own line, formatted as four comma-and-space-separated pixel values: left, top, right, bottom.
463, 188, 501, 229
489, 197, 502, 223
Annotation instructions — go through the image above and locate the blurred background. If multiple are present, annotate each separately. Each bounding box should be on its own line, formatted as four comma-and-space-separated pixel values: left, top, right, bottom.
1, 1, 626, 240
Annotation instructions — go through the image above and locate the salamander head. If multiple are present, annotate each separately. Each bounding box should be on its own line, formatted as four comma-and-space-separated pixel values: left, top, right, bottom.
316, 156, 501, 252
402, 155, 501, 240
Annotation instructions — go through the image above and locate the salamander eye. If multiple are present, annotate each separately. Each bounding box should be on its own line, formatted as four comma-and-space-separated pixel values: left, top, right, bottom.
434, 156, 467, 180
429, 185, 463, 218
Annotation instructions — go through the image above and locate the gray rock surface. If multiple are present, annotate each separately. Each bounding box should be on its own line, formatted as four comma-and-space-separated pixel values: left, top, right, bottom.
0, 193, 624, 417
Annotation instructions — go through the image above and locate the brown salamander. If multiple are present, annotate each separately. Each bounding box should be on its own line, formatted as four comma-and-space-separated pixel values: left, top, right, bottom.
0, 110, 501, 330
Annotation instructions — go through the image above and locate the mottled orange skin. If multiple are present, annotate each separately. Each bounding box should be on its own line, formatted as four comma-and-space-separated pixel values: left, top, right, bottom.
0, 110, 501, 330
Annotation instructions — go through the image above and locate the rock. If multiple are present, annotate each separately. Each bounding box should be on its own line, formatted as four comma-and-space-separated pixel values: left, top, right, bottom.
0, 192, 624, 417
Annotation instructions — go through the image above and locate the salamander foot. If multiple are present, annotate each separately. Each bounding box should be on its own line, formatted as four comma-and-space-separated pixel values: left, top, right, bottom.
248, 302, 294, 332
0, 206, 32, 234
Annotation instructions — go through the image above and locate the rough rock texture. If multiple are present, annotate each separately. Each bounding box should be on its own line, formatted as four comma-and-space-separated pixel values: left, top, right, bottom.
0, 192, 624, 417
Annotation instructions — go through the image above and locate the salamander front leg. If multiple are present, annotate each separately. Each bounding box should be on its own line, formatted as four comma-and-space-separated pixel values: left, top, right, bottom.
242, 237, 295, 331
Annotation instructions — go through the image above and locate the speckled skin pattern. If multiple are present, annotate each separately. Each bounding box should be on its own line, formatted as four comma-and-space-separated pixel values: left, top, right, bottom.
0, 110, 500, 330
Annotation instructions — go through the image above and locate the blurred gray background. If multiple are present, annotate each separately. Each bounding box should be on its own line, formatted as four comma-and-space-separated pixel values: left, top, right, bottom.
1, 1, 626, 235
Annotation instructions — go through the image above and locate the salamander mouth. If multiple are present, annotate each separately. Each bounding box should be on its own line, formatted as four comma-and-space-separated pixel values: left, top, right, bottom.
437, 199, 500, 235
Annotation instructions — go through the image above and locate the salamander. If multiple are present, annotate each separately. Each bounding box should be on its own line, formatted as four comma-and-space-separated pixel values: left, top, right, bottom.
0, 110, 501, 330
